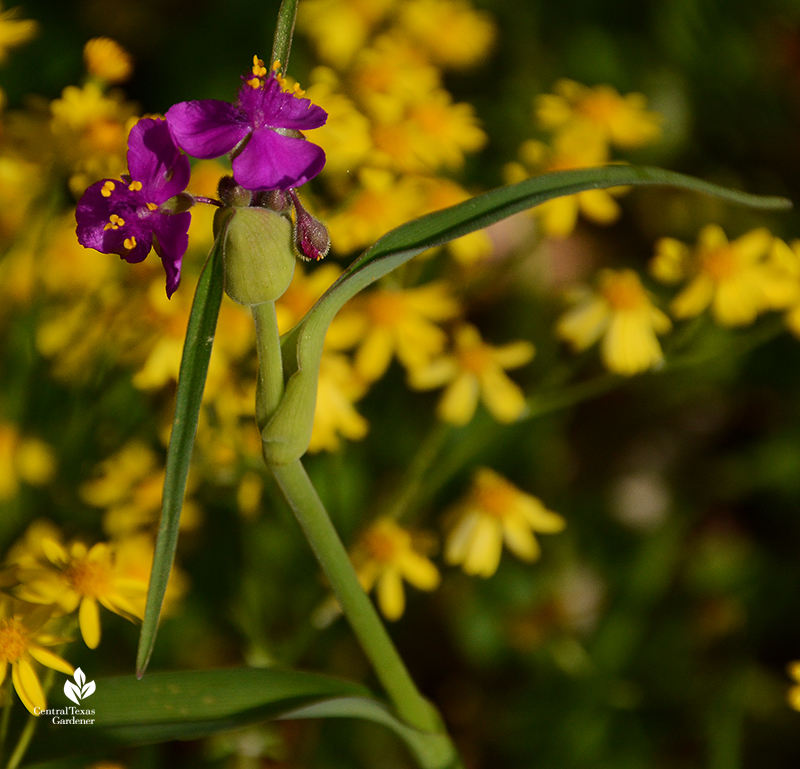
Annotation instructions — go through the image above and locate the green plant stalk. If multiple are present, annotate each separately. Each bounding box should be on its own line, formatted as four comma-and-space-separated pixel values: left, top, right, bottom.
253, 301, 285, 427
270, 0, 298, 73
268, 460, 445, 737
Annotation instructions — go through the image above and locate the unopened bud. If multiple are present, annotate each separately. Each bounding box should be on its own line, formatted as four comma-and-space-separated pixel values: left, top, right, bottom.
290, 191, 331, 261
215, 206, 295, 306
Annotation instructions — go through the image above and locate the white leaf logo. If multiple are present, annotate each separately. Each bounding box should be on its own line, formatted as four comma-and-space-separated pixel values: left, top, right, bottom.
64, 667, 95, 704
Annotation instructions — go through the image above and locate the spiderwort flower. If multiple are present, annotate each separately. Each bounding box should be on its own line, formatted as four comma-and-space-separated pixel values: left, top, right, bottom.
75, 117, 192, 297
166, 57, 328, 191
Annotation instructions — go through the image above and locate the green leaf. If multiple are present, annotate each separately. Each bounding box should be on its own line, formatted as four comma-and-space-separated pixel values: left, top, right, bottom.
261, 165, 791, 465
136, 229, 226, 678
25, 668, 369, 764
278, 697, 462, 769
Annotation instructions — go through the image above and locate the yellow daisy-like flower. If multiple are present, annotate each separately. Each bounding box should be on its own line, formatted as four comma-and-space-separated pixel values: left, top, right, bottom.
308, 353, 370, 453
444, 467, 565, 578
504, 130, 622, 238
351, 517, 440, 621
409, 323, 534, 426
556, 268, 672, 376
16, 538, 147, 649
0, 422, 56, 501
83, 37, 133, 84
349, 281, 462, 382
398, 0, 497, 70
764, 238, 800, 336
0, 3, 38, 65
535, 79, 662, 149
788, 661, 800, 711
652, 225, 780, 327
0, 598, 74, 715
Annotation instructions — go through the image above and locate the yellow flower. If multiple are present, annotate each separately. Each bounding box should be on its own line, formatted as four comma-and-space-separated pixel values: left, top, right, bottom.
303, 68, 373, 176
298, 0, 396, 66
556, 268, 672, 376
0, 597, 73, 715
409, 323, 534, 425
0, 423, 56, 501
653, 225, 780, 326
398, 0, 496, 70
535, 79, 662, 149
351, 518, 440, 620
0, 3, 38, 64
444, 467, 565, 578
349, 282, 462, 382
15, 538, 148, 649
308, 353, 370, 453
764, 238, 800, 336
80, 440, 201, 536
83, 37, 133, 84
504, 130, 622, 238
788, 661, 800, 711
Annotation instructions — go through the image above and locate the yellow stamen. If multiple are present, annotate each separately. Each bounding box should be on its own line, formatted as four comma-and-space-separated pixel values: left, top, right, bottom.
146, 202, 158, 211
271, 59, 281, 72
101, 180, 116, 197
128, 180, 142, 192
104, 214, 125, 230
123, 236, 137, 250
246, 77, 260, 89
251, 55, 267, 77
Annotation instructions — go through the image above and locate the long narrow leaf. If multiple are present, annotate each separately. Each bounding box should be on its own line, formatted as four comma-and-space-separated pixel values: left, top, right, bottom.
25, 668, 368, 763
263, 165, 790, 464
136, 230, 226, 677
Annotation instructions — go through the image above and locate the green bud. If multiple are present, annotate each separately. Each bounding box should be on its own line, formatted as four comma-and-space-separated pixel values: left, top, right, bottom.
215, 206, 296, 306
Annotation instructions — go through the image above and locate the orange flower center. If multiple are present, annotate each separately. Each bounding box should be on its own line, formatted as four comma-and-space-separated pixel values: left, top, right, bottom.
459, 343, 491, 375
362, 526, 403, 563
578, 92, 620, 126
0, 617, 28, 663
600, 271, 648, 311
367, 293, 405, 326
475, 480, 515, 519
701, 245, 737, 282
66, 558, 110, 599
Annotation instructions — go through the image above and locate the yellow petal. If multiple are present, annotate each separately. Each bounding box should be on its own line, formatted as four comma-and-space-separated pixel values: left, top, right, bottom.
397, 551, 440, 591
12, 658, 45, 715
501, 516, 540, 562
355, 326, 395, 381
479, 366, 527, 423
376, 570, 405, 621
437, 373, 480, 426
28, 644, 74, 675
670, 275, 714, 320
462, 516, 503, 578
492, 340, 535, 370
79, 597, 101, 649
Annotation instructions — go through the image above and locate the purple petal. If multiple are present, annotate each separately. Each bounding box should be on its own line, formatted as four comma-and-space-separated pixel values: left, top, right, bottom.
232, 129, 326, 190
152, 211, 191, 297
237, 77, 328, 131
127, 118, 191, 203
166, 99, 249, 159
76, 180, 151, 261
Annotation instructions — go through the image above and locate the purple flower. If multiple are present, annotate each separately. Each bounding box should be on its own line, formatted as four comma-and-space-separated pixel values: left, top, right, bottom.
165, 57, 328, 191
76, 117, 192, 297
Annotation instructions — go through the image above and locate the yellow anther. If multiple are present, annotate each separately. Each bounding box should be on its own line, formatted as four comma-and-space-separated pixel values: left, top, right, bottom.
123, 236, 137, 250
271, 59, 281, 72
128, 180, 143, 192
251, 55, 267, 77
246, 77, 260, 89
292, 83, 305, 98
146, 202, 158, 211
100, 180, 116, 198
104, 213, 125, 230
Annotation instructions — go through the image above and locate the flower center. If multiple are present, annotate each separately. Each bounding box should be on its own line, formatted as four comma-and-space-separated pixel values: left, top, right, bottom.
701, 245, 738, 282
600, 270, 648, 311
362, 522, 408, 564
367, 293, 405, 326
475, 480, 515, 519
459, 343, 491, 375
0, 618, 28, 663
65, 558, 111, 599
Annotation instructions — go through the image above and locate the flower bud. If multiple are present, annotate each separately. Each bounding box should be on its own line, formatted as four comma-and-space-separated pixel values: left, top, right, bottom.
215, 206, 295, 306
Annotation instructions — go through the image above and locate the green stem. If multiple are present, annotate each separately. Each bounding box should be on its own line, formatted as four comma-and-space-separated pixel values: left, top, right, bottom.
5, 713, 36, 769
268, 459, 442, 735
270, 0, 299, 73
0, 678, 12, 767
252, 302, 284, 430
